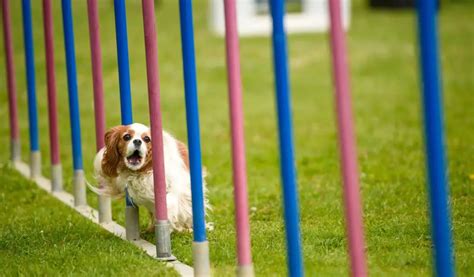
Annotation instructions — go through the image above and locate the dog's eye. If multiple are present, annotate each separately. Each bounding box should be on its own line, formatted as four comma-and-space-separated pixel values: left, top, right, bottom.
143, 136, 151, 143
123, 134, 132, 141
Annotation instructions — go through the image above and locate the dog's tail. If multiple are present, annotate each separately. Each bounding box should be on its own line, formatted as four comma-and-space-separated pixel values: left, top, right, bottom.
85, 178, 124, 199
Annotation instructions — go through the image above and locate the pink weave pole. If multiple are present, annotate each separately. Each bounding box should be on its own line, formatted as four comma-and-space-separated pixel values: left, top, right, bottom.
42, 0, 60, 166
223, 0, 254, 275
87, 0, 112, 224
1, 0, 20, 161
142, 0, 167, 223
141, 0, 172, 259
87, 0, 105, 151
328, 0, 367, 276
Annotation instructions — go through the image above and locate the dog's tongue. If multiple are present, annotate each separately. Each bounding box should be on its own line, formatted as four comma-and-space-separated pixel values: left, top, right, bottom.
128, 152, 141, 165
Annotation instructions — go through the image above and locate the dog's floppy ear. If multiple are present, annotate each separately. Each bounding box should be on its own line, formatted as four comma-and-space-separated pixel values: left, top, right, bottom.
102, 126, 125, 177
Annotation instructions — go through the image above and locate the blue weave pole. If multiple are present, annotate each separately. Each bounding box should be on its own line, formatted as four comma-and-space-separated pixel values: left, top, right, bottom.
61, 0, 83, 171
269, 1, 303, 276
416, 1, 454, 276
21, 0, 39, 152
113, 0, 133, 126
113, 0, 138, 240
113, 0, 134, 207
178, 0, 207, 243
178, 2, 210, 273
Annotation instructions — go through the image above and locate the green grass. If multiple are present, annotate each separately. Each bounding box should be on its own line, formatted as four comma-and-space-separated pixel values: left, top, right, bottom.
0, 0, 473, 276
0, 165, 177, 276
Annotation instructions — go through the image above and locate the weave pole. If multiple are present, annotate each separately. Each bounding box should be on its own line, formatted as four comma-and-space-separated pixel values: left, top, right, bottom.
327, 0, 367, 276
113, 0, 139, 240
178, 0, 210, 275
141, 0, 173, 259
21, 0, 41, 178
42, 0, 62, 192
222, 1, 254, 276
415, 1, 454, 276
61, 0, 86, 207
1, 0, 20, 162
87, 0, 112, 223
269, 1, 303, 276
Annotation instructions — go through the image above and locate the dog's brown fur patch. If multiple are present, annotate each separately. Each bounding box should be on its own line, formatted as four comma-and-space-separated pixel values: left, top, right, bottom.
177, 140, 189, 169
102, 125, 130, 177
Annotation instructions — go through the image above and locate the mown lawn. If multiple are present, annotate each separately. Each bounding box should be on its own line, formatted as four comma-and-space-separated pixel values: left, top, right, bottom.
0, 0, 472, 276
0, 166, 177, 276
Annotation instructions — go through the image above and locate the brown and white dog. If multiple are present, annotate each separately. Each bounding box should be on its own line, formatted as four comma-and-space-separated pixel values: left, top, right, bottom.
89, 123, 210, 232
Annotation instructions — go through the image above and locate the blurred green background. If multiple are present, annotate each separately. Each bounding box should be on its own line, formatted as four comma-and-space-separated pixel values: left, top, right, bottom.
0, 0, 472, 275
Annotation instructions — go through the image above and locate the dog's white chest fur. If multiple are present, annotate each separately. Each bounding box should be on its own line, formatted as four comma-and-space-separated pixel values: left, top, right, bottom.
119, 173, 155, 212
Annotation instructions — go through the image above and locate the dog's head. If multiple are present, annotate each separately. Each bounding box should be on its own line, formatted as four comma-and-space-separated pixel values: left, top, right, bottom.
101, 123, 152, 177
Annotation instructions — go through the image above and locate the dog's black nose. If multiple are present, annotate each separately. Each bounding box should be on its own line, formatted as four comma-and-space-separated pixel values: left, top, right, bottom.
133, 139, 142, 147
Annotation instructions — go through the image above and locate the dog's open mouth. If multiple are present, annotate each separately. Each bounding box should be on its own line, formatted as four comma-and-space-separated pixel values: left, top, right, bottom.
127, 150, 143, 166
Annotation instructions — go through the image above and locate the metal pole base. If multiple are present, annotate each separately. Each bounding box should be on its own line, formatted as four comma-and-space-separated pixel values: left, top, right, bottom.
98, 195, 112, 223
73, 169, 87, 206
192, 241, 211, 277
30, 151, 41, 179
51, 163, 63, 192
11, 139, 21, 163
237, 264, 255, 277
125, 206, 140, 240
155, 220, 174, 259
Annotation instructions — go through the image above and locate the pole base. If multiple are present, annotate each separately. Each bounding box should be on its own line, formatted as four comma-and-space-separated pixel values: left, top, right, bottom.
74, 169, 87, 206
155, 220, 174, 259
30, 151, 41, 179
237, 264, 255, 277
192, 241, 211, 277
11, 139, 21, 163
98, 195, 112, 223
125, 205, 140, 240
51, 163, 63, 192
